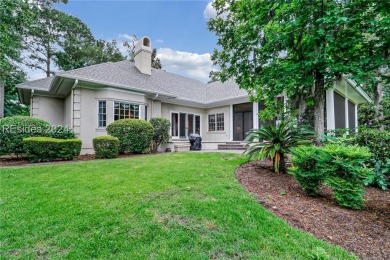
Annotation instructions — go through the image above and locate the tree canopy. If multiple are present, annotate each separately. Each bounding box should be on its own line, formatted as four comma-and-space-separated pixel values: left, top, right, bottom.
208, 0, 389, 135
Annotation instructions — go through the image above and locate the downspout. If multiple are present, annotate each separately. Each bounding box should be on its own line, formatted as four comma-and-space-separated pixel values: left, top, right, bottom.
30, 90, 34, 117
70, 79, 78, 129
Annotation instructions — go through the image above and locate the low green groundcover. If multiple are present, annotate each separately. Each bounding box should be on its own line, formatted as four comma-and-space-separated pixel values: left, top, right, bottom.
0, 153, 354, 259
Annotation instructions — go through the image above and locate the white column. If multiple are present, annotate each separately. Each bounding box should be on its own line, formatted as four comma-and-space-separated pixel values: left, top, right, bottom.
326, 89, 335, 131
230, 104, 233, 141
355, 104, 358, 132
253, 102, 259, 129
345, 97, 349, 130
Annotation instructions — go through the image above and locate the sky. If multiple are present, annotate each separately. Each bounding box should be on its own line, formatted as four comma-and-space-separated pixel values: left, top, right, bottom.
28, 0, 219, 83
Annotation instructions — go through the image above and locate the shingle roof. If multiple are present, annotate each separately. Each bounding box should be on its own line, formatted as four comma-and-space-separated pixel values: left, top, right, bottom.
17, 76, 54, 90
16, 61, 248, 104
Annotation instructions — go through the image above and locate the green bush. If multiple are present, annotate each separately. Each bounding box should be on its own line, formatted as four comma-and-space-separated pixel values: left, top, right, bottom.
93, 136, 120, 159
0, 116, 50, 156
289, 145, 375, 209
149, 117, 170, 153
322, 145, 374, 209
354, 129, 390, 189
106, 119, 154, 154
289, 146, 329, 196
45, 125, 77, 139
23, 137, 82, 162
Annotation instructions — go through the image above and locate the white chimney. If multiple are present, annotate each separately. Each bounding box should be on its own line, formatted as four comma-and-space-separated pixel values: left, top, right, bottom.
134, 36, 152, 75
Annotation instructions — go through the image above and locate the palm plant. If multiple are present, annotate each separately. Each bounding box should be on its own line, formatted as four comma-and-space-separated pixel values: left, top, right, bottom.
244, 118, 314, 173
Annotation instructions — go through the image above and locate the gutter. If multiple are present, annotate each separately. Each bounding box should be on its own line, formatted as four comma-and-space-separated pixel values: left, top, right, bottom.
70, 79, 78, 129
345, 78, 373, 103
59, 74, 176, 99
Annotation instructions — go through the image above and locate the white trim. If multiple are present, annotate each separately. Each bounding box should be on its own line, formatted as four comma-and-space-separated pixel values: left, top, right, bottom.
93, 87, 146, 96
113, 101, 141, 121
97, 100, 107, 129
170, 111, 202, 140
355, 104, 358, 131
95, 97, 146, 106
345, 97, 349, 130
326, 89, 335, 131
345, 78, 373, 103
207, 113, 225, 132
253, 102, 259, 129
230, 104, 233, 141
54, 75, 176, 98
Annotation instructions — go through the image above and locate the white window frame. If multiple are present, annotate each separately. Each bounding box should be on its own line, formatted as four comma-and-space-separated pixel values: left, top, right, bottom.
208, 113, 225, 132
113, 101, 140, 121
170, 111, 201, 139
97, 100, 107, 128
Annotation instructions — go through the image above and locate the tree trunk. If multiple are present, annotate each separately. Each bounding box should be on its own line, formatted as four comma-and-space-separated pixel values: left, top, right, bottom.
373, 78, 384, 130
0, 85, 4, 118
279, 155, 287, 174
313, 70, 326, 140
272, 153, 287, 174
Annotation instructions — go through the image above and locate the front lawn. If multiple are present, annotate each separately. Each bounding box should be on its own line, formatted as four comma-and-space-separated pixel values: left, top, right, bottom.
0, 153, 354, 259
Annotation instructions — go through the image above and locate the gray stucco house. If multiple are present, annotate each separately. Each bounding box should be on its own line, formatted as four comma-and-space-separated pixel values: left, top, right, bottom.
17, 37, 372, 154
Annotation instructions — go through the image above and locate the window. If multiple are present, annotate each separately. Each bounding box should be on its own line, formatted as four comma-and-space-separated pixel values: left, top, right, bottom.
171, 113, 178, 137
216, 113, 224, 131
114, 102, 139, 120
209, 113, 224, 131
208, 114, 216, 131
98, 101, 106, 127
171, 112, 201, 138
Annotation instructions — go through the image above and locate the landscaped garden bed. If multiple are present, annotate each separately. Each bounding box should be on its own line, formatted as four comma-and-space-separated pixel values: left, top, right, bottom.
236, 160, 390, 260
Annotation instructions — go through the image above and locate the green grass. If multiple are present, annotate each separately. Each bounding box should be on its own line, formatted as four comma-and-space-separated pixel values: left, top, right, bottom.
0, 153, 355, 259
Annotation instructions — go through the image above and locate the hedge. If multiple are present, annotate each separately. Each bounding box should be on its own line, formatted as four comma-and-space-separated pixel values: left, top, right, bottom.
106, 119, 154, 154
23, 137, 82, 162
93, 136, 120, 159
0, 116, 50, 156
46, 125, 77, 139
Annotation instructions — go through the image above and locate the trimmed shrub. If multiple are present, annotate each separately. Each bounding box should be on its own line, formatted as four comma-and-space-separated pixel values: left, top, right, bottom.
354, 129, 390, 189
93, 136, 120, 159
0, 116, 50, 156
45, 125, 77, 139
289, 146, 329, 196
23, 137, 82, 162
323, 145, 374, 209
149, 117, 170, 153
106, 119, 154, 154
289, 145, 375, 209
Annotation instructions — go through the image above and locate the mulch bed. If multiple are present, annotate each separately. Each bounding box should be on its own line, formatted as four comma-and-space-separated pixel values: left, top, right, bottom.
236, 160, 390, 260
0, 153, 152, 167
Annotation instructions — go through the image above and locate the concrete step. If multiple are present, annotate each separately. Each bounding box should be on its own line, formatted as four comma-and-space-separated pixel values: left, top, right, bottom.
218, 144, 246, 150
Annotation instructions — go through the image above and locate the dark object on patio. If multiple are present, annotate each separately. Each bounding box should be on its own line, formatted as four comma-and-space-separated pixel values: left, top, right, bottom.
189, 134, 202, 151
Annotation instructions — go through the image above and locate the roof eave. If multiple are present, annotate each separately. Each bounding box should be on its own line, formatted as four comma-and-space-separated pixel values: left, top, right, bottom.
58, 74, 177, 99
345, 78, 373, 103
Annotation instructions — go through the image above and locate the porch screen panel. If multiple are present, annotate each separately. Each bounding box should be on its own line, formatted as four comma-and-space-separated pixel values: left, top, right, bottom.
171, 113, 178, 137
334, 92, 346, 129
348, 100, 356, 131
243, 112, 253, 138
